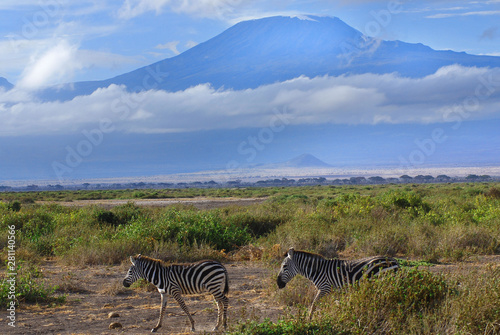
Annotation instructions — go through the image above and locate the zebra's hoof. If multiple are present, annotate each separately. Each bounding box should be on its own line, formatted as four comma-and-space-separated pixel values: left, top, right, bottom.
151, 328, 158, 333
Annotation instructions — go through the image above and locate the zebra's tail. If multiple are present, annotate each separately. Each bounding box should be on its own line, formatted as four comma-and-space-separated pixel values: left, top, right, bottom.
223, 268, 229, 295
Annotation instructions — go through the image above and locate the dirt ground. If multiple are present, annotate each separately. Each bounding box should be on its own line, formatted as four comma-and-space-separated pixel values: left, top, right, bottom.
3, 261, 282, 335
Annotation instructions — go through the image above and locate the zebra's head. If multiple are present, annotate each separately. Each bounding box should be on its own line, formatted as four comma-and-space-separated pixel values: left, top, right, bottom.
277, 247, 297, 289
123, 254, 143, 288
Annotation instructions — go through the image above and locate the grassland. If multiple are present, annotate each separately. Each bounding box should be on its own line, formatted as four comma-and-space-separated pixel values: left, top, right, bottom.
1, 182, 499, 334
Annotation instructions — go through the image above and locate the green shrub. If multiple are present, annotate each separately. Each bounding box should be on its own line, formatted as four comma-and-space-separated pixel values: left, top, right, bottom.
93, 208, 118, 226
115, 209, 252, 252
112, 201, 143, 225
8, 201, 21, 212
231, 316, 346, 335
452, 267, 500, 334
0, 263, 65, 306
236, 268, 449, 335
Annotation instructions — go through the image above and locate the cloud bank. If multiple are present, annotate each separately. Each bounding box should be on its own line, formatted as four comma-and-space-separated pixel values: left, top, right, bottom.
1, 65, 500, 136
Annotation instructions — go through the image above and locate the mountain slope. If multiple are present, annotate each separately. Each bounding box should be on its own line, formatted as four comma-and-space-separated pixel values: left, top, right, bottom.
277, 154, 332, 168
41, 15, 500, 101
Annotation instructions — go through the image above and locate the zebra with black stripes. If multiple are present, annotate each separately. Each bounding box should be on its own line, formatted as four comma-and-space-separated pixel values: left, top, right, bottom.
277, 247, 399, 320
123, 254, 229, 332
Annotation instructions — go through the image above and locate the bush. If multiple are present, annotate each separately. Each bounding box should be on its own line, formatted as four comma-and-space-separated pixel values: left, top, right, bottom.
231, 316, 345, 335
0, 263, 65, 306
486, 186, 500, 199
8, 201, 21, 212
115, 209, 252, 252
112, 202, 143, 225
93, 208, 118, 226
236, 268, 449, 335
452, 267, 500, 334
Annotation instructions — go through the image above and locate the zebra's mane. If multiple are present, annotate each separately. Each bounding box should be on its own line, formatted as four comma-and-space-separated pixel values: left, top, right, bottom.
135, 255, 212, 268
291, 250, 351, 266
293, 250, 328, 261
136, 255, 167, 266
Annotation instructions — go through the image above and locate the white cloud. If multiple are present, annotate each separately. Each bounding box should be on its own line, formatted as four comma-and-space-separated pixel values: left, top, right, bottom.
16, 40, 80, 90
427, 10, 500, 19
9, 39, 141, 89
2, 65, 500, 136
185, 40, 199, 49
155, 41, 180, 55
118, 0, 246, 20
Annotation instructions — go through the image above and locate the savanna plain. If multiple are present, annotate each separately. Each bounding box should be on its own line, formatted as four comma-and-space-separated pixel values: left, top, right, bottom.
1, 183, 499, 334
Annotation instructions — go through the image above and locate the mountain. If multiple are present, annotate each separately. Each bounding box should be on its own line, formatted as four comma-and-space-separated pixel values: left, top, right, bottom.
41, 15, 500, 101
269, 154, 332, 168
0, 77, 13, 90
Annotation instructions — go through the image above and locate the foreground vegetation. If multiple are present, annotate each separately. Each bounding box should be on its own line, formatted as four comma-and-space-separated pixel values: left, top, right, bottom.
1, 182, 499, 334
232, 265, 500, 335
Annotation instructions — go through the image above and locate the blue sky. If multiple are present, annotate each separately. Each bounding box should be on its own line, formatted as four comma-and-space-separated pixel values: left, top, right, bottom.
1, 0, 499, 86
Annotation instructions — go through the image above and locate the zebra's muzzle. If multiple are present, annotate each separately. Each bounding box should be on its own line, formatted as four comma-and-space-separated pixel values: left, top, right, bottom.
277, 276, 286, 289
123, 279, 131, 288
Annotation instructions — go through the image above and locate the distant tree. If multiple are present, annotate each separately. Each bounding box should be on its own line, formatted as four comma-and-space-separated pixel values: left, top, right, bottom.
400, 175, 413, 181
368, 176, 385, 183
414, 175, 434, 182
349, 177, 366, 184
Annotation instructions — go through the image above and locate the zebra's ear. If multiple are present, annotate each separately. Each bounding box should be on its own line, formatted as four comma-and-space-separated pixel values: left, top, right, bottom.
130, 256, 136, 265
288, 247, 295, 257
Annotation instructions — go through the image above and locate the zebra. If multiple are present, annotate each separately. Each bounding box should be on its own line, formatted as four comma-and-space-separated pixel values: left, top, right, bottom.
123, 254, 229, 332
277, 247, 399, 320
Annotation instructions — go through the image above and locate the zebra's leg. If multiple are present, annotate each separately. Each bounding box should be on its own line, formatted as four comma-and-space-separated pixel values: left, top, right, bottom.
172, 292, 196, 331
308, 289, 328, 321
221, 295, 228, 330
212, 295, 228, 331
152, 293, 167, 333
213, 299, 223, 331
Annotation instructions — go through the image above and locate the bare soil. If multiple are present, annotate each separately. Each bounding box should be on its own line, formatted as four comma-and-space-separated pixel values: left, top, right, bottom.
3, 261, 282, 335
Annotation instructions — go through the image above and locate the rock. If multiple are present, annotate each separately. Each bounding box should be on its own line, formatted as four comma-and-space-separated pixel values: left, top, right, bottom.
109, 322, 122, 329
108, 312, 120, 318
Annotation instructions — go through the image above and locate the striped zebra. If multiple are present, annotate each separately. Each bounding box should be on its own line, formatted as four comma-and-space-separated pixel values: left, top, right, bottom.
123, 254, 229, 332
277, 247, 399, 320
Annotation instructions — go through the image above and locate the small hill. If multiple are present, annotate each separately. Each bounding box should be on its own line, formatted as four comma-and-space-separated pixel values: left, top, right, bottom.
270, 154, 332, 168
